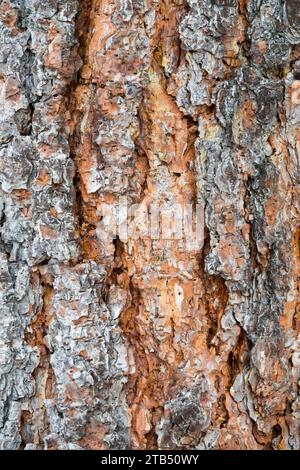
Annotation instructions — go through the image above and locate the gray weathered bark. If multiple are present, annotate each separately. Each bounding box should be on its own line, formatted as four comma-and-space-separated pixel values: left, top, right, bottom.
0, 0, 299, 450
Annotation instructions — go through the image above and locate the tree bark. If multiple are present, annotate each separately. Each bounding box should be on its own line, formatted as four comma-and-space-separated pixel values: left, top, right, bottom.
0, 0, 299, 450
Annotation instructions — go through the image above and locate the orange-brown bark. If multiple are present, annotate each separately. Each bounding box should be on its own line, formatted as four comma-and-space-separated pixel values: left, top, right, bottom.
0, 0, 299, 450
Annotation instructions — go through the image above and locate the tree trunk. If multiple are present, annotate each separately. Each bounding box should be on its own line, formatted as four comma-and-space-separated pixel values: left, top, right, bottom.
0, 0, 299, 450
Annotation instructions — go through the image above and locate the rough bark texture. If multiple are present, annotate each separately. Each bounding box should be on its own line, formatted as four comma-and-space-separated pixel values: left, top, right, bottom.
0, 0, 299, 450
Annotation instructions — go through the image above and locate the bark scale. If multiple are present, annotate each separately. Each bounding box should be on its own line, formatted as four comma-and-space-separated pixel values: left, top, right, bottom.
0, 0, 299, 450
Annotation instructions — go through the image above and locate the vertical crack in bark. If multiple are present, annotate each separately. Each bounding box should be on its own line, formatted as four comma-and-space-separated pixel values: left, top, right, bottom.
23, 272, 54, 448
69, 0, 93, 260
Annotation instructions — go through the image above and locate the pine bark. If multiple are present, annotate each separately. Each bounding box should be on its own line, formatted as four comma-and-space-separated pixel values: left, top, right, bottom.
0, 0, 299, 450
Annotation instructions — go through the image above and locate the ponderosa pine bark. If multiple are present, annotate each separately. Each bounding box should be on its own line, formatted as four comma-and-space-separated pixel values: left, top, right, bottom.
0, 0, 299, 450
